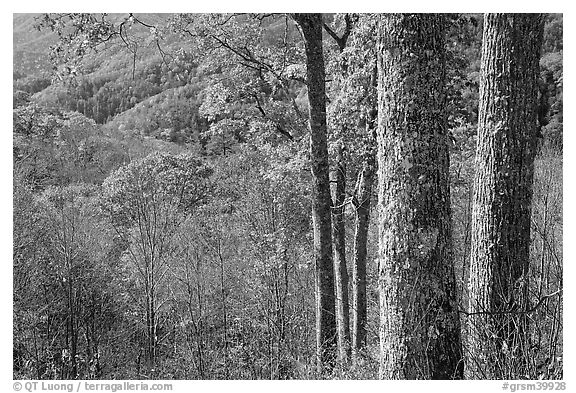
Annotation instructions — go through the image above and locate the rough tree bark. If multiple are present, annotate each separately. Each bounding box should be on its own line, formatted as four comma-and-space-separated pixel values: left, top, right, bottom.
292, 13, 337, 373
464, 13, 544, 379
377, 14, 462, 379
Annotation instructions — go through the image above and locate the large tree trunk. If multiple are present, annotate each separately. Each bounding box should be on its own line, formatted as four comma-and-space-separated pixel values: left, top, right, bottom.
377, 14, 462, 379
464, 14, 544, 379
331, 143, 351, 365
293, 13, 337, 373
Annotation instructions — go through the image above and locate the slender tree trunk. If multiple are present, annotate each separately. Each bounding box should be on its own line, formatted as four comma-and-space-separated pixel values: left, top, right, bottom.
324, 16, 355, 367
276, 250, 290, 378
331, 143, 351, 365
351, 66, 377, 355
377, 14, 462, 379
351, 138, 375, 353
145, 258, 156, 367
194, 256, 205, 379
145, 289, 157, 366
150, 293, 156, 365
293, 13, 337, 373
464, 14, 544, 380
67, 276, 77, 378
217, 239, 229, 378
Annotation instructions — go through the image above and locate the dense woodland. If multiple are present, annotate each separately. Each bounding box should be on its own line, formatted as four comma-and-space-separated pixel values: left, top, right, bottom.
13, 13, 563, 380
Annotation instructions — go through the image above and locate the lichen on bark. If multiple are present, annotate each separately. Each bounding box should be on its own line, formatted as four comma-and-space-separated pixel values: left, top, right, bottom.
377, 13, 463, 380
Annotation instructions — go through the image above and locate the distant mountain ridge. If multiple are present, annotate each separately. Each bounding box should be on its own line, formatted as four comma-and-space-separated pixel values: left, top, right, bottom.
13, 13, 55, 76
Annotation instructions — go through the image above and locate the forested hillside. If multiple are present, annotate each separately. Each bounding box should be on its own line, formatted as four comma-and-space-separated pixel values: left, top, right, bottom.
13, 13, 563, 380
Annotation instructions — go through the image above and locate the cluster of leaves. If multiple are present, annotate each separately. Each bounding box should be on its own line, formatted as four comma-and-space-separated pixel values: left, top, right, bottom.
324, 14, 378, 172
13, 101, 127, 188
101, 152, 213, 229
